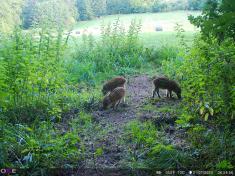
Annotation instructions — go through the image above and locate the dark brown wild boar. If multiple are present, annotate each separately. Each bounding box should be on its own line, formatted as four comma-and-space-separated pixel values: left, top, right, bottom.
103, 87, 126, 110
152, 77, 181, 99
102, 76, 126, 95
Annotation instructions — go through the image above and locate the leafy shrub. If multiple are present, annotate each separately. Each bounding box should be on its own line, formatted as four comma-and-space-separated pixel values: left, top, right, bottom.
187, 125, 234, 169
188, 0, 235, 43
0, 28, 70, 122
162, 37, 235, 170
161, 1, 235, 169
1, 120, 81, 168
144, 45, 179, 67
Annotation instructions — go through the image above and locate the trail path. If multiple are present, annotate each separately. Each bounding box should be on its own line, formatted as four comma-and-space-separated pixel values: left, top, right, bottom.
83, 75, 185, 168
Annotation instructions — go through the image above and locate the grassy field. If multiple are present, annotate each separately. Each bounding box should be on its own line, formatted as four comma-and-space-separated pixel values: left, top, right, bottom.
71, 11, 200, 48
139, 31, 196, 48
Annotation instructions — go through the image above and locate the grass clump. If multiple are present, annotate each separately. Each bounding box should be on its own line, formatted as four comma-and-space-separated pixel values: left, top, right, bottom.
120, 120, 190, 169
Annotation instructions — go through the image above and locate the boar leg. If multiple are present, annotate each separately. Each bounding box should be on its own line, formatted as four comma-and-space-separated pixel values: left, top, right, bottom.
156, 88, 161, 98
111, 102, 116, 110
169, 91, 172, 98
116, 99, 121, 108
152, 88, 156, 98
113, 100, 121, 110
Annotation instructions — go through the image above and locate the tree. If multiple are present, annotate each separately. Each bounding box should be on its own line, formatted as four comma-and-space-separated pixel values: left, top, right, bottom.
76, 0, 94, 20
21, 0, 37, 29
189, 0, 235, 42
91, 0, 107, 16
130, 0, 156, 12
107, 0, 131, 14
32, 0, 77, 29
188, 0, 207, 10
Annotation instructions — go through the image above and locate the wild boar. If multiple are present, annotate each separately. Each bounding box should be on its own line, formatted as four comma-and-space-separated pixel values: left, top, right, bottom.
152, 77, 181, 99
102, 76, 126, 95
103, 87, 126, 110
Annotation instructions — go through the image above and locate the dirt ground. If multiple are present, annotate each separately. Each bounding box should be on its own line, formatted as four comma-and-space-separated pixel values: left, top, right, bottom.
80, 75, 186, 169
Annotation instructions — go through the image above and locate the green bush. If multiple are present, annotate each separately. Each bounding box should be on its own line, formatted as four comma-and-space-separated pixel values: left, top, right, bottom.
0, 28, 69, 122
161, 2, 235, 169
1, 120, 81, 168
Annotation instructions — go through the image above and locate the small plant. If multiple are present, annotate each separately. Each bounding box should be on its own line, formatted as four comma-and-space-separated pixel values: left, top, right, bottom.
216, 160, 233, 170
122, 120, 189, 169
1, 121, 81, 168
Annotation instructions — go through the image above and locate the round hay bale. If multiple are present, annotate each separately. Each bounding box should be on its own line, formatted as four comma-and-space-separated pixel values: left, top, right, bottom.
155, 25, 163, 31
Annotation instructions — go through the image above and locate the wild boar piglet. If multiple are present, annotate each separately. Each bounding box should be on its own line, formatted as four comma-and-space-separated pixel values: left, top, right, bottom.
102, 76, 126, 95
103, 87, 126, 110
152, 77, 181, 99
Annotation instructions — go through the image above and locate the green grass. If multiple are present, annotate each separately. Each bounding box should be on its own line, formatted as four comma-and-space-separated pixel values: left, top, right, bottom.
71, 11, 200, 48
140, 31, 196, 48
74, 11, 201, 30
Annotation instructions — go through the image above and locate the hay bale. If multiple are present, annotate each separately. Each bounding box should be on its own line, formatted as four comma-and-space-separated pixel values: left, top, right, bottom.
155, 25, 163, 31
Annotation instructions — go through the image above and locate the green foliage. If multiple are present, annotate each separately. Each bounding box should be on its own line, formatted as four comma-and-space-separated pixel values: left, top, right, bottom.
181, 38, 234, 122
124, 120, 157, 147
76, 0, 94, 20
1, 120, 81, 168
187, 125, 234, 169
106, 0, 132, 14
0, 0, 205, 30
162, 35, 235, 169
155, 46, 179, 66
122, 120, 158, 168
21, 0, 37, 29
216, 160, 233, 170
0, 28, 68, 122
188, 0, 235, 42
147, 143, 188, 169
162, 25, 234, 124
91, 0, 107, 16
161, 0, 235, 170
75, 0, 205, 20
22, 0, 77, 29
34, 0, 77, 29
188, 0, 207, 10
122, 120, 189, 169
1, 0, 233, 171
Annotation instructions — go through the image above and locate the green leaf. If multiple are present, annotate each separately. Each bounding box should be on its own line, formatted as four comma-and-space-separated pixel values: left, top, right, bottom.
200, 106, 204, 115
208, 107, 214, 116
95, 148, 103, 157
21, 148, 30, 154
204, 113, 209, 121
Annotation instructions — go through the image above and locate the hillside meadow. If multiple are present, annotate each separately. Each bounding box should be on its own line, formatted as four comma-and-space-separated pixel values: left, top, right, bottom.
70, 11, 200, 47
